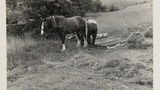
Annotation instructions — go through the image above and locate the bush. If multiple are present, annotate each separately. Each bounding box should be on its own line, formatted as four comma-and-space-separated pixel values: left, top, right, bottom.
79, 10, 86, 17
125, 32, 145, 49
108, 4, 119, 12
7, 24, 26, 36
143, 27, 153, 38
101, 5, 107, 12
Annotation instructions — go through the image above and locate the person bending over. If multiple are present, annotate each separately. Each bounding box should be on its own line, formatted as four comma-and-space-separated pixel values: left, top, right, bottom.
86, 18, 98, 46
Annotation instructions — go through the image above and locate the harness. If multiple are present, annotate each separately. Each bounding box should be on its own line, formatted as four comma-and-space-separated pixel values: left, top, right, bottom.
50, 16, 76, 39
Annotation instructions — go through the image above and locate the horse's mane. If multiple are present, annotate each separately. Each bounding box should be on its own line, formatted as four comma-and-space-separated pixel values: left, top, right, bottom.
46, 17, 53, 29
42, 15, 67, 29
40, 15, 85, 32
54, 16, 67, 27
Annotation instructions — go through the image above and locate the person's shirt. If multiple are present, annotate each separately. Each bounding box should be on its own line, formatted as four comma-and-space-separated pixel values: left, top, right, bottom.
87, 19, 97, 25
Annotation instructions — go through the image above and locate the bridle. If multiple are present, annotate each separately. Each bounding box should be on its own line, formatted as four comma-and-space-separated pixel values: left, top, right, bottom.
40, 16, 76, 38
41, 21, 44, 35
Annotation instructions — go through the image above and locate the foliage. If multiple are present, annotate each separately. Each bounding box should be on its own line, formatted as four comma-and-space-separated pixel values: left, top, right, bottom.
6, 0, 107, 37
6, 0, 106, 23
108, 4, 119, 12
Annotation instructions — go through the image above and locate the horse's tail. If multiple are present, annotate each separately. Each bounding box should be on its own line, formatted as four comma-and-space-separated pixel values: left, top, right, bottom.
75, 16, 87, 46
76, 16, 86, 38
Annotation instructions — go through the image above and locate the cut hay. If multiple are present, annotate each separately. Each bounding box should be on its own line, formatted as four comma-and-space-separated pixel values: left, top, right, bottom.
95, 58, 132, 78
143, 27, 153, 38
129, 77, 153, 87
67, 52, 100, 68
125, 32, 145, 49
94, 58, 150, 80
42, 53, 66, 64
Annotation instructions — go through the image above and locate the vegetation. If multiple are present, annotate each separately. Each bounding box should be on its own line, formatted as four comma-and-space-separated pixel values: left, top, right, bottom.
6, 0, 108, 38
125, 32, 145, 49
143, 27, 153, 38
6, 0, 106, 22
8, 36, 153, 89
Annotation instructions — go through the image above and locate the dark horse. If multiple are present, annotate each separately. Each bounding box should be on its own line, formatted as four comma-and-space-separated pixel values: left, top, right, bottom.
40, 15, 87, 51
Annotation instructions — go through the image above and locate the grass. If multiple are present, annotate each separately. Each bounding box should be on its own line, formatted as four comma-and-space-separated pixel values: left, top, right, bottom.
7, 36, 39, 70
8, 45, 153, 90
85, 2, 152, 38
7, 32, 153, 90
101, 0, 151, 8
7, 32, 82, 71
7, 34, 81, 83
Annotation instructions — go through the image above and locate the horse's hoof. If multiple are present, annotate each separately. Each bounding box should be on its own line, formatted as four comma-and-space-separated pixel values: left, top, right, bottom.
76, 41, 81, 47
83, 44, 88, 47
76, 44, 81, 48
76, 45, 80, 48
61, 49, 66, 51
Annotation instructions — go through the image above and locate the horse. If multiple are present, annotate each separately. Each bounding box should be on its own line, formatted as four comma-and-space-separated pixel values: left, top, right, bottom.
86, 19, 98, 46
40, 15, 87, 51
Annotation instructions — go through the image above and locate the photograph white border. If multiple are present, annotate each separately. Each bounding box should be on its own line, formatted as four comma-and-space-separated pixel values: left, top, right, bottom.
153, 0, 160, 90
0, 0, 159, 90
0, 0, 6, 90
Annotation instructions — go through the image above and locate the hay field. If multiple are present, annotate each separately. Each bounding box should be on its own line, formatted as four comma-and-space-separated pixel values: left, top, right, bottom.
85, 2, 152, 37
7, 1, 153, 90
101, 0, 151, 8
7, 39, 153, 90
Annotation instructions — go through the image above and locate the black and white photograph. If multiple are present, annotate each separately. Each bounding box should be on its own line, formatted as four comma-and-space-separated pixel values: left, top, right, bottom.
3, 0, 156, 90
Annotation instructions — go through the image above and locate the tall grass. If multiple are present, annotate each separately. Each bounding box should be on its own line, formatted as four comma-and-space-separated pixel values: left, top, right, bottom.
7, 32, 79, 70
7, 34, 38, 70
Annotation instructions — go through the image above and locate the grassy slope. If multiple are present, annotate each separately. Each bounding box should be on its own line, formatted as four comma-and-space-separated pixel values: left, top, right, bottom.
101, 0, 151, 7
7, 2, 153, 90
85, 2, 152, 37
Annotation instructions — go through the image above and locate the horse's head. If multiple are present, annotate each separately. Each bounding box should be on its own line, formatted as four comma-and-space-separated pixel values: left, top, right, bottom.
40, 20, 48, 35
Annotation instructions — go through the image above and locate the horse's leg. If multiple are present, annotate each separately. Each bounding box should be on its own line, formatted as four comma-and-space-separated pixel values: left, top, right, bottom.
82, 30, 87, 47
58, 32, 66, 51
87, 30, 92, 46
80, 29, 88, 47
79, 31, 84, 47
91, 29, 97, 46
76, 32, 81, 47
